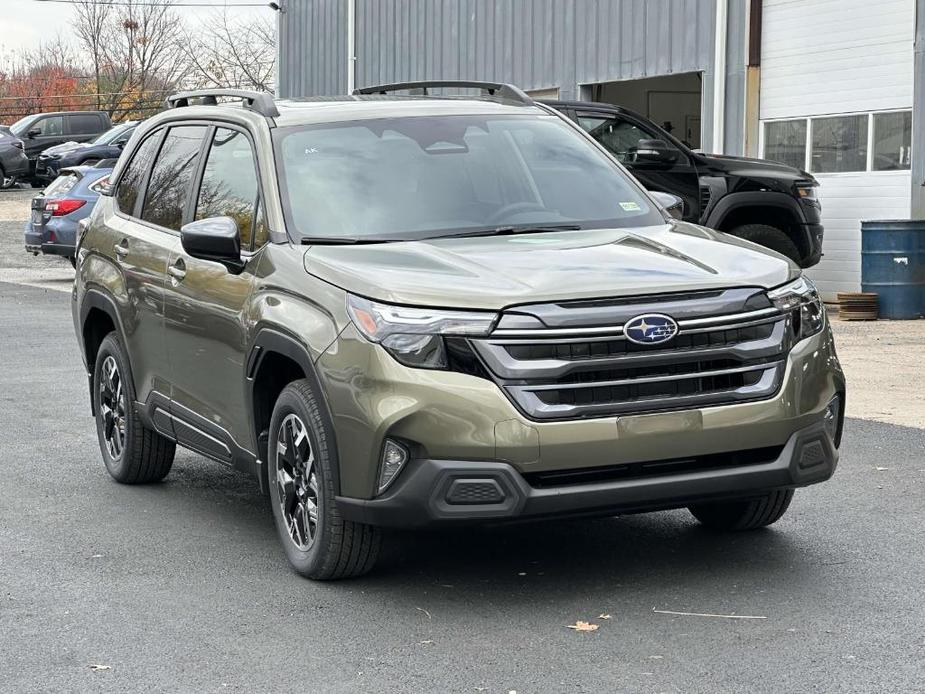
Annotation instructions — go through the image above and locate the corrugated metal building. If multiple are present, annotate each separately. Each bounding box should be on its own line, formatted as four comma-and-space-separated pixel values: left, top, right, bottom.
276, 0, 925, 298
277, 0, 749, 154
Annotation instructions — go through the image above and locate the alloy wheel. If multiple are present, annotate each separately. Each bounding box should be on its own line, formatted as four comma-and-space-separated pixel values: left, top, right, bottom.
98, 355, 126, 459
274, 413, 320, 551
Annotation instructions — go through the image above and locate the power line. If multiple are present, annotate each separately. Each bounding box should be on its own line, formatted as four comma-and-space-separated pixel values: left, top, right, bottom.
0, 88, 176, 101
31, 0, 270, 7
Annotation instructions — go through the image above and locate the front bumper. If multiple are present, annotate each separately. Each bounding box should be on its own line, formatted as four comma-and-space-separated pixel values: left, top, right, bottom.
800, 223, 824, 267
319, 323, 845, 506
338, 417, 839, 527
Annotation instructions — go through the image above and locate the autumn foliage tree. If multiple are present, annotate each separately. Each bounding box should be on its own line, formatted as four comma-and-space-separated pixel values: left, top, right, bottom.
0, 38, 87, 123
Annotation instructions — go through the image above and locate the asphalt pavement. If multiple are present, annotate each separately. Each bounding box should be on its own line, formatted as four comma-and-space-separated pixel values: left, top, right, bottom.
1, 199, 924, 693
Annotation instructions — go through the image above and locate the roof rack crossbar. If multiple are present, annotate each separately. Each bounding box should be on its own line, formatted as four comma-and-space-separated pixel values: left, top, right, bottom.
352, 80, 534, 106
165, 89, 280, 118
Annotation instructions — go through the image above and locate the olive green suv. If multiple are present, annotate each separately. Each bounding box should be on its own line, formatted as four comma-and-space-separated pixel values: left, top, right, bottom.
72, 84, 845, 580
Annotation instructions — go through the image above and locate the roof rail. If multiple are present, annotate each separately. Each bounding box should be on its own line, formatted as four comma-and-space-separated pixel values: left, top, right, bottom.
165, 89, 280, 118
352, 80, 534, 106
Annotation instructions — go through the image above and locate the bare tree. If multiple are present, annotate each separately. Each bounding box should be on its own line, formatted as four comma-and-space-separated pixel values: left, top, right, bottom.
73, 0, 188, 120
183, 9, 275, 92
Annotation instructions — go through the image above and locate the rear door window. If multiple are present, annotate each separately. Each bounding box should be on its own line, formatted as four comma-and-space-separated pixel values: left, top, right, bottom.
194, 127, 266, 250
68, 114, 102, 136
116, 131, 163, 216
142, 125, 208, 231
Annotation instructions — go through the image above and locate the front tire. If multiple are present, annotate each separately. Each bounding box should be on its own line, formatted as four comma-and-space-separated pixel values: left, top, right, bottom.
731, 224, 802, 265
93, 333, 175, 483
689, 489, 794, 531
267, 379, 381, 580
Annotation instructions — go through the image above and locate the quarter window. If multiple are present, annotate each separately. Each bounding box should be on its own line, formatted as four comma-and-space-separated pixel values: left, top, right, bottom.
116, 131, 162, 216
763, 119, 807, 170
142, 125, 207, 231
872, 111, 912, 171
195, 128, 266, 251
810, 115, 868, 173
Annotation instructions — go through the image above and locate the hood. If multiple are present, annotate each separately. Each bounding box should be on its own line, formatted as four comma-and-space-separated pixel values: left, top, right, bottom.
697, 152, 814, 184
41, 141, 87, 157
302, 222, 798, 309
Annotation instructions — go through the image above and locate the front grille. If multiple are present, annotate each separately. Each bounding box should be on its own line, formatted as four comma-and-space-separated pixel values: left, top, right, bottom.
471, 288, 791, 420
524, 446, 784, 488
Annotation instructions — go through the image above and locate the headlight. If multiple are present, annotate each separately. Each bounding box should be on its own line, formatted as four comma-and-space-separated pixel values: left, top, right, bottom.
767, 276, 825, 340
346, 294, 497, 369
795, 182, 819, 206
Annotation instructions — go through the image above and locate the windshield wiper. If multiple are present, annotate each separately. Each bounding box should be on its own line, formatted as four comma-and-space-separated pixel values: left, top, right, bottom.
299, 236, 396, 245
432, 224, 582, 240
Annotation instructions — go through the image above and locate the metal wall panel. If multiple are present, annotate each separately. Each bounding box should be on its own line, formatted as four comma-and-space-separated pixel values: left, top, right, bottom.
279, 0, 716, 98
276, 0, 744, 151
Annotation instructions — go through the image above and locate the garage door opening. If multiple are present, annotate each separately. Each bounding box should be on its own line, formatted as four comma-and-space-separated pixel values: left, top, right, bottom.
583, 72, 703, 149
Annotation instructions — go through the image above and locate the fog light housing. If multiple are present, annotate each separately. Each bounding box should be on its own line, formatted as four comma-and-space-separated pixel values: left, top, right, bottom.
378, 439, 409, 494
824, 395, 842, 447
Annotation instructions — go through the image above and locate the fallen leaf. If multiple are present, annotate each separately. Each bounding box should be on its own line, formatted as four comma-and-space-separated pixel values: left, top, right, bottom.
88, 664, 111, 672
598, 614, 612, 620
415, 607, 432, 619
566, 621, 599, 632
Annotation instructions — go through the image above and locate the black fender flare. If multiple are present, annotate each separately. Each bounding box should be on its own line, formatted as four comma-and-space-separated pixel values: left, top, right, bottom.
245, 327, 342, 496
705, 191, 813, 262
79, 287, 134, 414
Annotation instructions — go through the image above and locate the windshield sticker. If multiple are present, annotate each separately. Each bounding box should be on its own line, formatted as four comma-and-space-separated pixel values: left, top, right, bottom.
620, 201, 641, 212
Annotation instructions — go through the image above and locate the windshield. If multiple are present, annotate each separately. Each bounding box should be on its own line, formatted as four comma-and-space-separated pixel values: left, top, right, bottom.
274, 114, 662, 242
9, 115, 33, 137
93, 122, 135, 145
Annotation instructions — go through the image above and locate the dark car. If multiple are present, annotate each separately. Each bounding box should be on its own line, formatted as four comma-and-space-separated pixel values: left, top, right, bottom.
8, 111, 112, 186
37, 121, 139, 184
545, 100, 824, 267
24, 161, 114, 265
0, 128, 30, 189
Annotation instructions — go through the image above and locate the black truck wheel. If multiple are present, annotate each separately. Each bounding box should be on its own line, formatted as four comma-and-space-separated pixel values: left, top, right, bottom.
731, 224, 801, 265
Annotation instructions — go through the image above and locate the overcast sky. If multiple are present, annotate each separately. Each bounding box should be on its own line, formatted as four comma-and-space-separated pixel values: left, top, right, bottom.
1, 0, 271, 58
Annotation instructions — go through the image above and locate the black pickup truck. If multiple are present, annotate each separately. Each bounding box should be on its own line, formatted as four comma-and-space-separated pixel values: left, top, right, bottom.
547, 100, 823, 267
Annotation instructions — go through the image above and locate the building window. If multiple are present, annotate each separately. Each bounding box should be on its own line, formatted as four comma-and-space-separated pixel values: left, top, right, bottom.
762, 109, 912, 174
763, 119, 807, 170
810, 115, 868, 173
872, 111, 912, 171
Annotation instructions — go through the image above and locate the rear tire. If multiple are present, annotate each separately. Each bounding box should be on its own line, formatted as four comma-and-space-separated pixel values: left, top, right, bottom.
731, 224, 802, 265
689, 489, 794, 531
93, 332, 175, 483
267, 379, 381, 580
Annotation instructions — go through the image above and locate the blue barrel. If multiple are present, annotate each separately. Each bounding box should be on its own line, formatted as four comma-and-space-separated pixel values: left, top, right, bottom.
861, 220, 925, 319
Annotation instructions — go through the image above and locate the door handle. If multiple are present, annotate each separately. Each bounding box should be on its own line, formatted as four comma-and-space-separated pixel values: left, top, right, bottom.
113, 239, 129, 258
168, 259, 186, 281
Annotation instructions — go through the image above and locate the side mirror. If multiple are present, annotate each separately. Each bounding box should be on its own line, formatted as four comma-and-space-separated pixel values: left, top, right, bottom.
649, 191, 684, 220
114, 137, 128, 149
632, 139, 679, 166
27, 128, 41, 139
180, 217, 244, 273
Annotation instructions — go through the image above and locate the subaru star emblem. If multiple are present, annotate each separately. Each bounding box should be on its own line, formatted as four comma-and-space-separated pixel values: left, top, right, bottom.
623, 313, 679, 345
